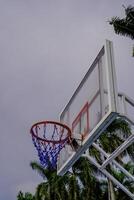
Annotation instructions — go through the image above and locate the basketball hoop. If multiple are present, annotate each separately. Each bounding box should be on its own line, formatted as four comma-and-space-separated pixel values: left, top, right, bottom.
30, 121, 71, 169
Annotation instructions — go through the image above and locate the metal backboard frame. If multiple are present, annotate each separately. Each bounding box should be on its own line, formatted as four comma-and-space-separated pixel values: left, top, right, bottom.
57, 40, 119, 175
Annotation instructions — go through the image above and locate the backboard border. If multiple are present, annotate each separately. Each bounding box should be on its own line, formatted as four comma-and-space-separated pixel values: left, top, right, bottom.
58, 111, 118, 175
58, 40, 119, 175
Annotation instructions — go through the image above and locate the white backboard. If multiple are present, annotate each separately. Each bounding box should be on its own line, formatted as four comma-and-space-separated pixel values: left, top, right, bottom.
57, 40, 118, 175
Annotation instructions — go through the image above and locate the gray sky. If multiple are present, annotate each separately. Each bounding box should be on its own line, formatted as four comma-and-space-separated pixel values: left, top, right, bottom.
0, 0, 134, 199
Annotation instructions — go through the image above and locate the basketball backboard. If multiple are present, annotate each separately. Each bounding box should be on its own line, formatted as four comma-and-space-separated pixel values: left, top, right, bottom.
57, 40, 119, 175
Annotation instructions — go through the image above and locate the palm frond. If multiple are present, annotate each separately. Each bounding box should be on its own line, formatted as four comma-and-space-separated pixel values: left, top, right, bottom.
30, 161, 55, 181
109, 5, 134, 41
68, 175, 81, 200
110, 17, 134, 39
126, 143, 134, 162
106, 118, 131, 136
123, 161, 134, 175
35, 182, 49, 200
125, 5, 134, 21
88, 145, 102, 164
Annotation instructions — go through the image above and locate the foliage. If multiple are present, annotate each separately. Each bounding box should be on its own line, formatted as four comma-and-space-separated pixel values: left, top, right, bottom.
109, 5, 134, 56
110, 162, 134, 200
17, 119, 133, 200
88, 118, 133, 199
72, 157, 108, 200
17, 191, 35, 200
109, 5, 134, 39
30, 161, 70, 200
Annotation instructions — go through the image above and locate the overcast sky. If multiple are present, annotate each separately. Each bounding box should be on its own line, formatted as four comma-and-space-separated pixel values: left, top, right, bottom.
0, 0, 134, 199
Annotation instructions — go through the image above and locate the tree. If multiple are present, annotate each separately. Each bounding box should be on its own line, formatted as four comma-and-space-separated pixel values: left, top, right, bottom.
90, 118, 133, 200
111, 162, 134, 200
72, 157, 108, 200
29, 119, 130, 200
67, 174, 81, 200
109, 5, 134, 56
17, 120, 133, 200
30, 161, 100, 200
30, 161, 72, 200
17, 191, 35, 200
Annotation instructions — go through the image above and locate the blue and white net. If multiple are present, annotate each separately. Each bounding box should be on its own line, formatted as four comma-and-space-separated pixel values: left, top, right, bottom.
30, 121, 71, 169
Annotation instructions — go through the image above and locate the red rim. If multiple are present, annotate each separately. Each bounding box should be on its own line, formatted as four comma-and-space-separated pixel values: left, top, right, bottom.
30, 121, 72, 144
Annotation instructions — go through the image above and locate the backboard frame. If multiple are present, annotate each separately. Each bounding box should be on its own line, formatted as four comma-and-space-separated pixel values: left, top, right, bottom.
57, 40, 119, 175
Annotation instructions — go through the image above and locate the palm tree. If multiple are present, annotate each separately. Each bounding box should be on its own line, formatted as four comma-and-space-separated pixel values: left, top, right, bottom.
17, 191, 35, 200
28, 119, 133, 200
17, 191, 24, 200
30, 161, 79, 200
109, 5, 134, 39
88, 118, 133, 199
72, 156, 108, 200
110, 162, 134, 200
67, 174, 81, 200
99, 118, 132, 162
109, 5, 134, 56
30, 160, 102, 200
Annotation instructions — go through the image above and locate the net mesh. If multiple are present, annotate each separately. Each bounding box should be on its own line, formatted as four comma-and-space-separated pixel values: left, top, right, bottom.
30, 121, 71, 169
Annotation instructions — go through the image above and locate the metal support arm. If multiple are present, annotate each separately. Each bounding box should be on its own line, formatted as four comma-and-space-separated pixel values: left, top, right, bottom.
92, 142, 134, 182
83, 154, 134, 199
100, 134, 134, 170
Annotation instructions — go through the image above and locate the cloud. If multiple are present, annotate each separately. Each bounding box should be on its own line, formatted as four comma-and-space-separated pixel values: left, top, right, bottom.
0, 1, 134, 200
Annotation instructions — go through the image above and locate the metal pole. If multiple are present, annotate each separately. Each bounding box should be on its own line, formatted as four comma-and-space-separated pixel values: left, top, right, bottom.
100, 134, 134, 169
92, 143, 134, 181
83, 155, 134, 200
